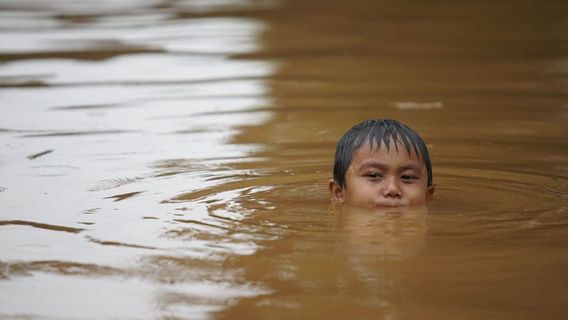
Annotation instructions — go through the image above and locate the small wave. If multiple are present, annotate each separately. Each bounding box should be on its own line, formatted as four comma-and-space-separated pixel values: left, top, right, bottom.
0, 260, 119, 278
87, 237, 156, 250
20, 130, 138, 138
103, 191, 143, 202
0, 220, 84, 233
89, 177, 142, 192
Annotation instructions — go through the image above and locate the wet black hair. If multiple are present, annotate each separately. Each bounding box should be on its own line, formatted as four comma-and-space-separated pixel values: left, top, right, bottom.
332, 118, 433, 188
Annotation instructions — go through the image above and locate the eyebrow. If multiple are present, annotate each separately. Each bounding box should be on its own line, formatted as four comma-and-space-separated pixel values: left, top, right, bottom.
399, 164, 422, 173
358, 161, 389, 170
358, 161, 422, 174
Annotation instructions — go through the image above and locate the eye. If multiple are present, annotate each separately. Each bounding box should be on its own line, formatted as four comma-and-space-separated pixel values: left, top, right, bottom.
401, 174, 418, 181
365, 172, 382, 179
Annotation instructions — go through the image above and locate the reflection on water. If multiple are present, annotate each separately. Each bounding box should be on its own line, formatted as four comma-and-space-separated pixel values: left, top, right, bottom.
0, 0, 278, 318
1, 0, 568, 319
334, 205, 428, 259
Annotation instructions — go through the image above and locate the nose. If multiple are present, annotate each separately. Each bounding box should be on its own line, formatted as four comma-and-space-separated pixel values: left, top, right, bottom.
382, 177, 402, 198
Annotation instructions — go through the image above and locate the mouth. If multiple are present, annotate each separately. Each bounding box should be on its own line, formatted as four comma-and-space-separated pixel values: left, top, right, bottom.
374, 201, 406, 208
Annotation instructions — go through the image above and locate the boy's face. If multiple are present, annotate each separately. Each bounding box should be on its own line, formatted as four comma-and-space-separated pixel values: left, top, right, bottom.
329, 142, 434, 208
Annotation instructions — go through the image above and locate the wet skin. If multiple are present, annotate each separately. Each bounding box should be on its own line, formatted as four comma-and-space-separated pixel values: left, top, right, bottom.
329, 142, 434, 208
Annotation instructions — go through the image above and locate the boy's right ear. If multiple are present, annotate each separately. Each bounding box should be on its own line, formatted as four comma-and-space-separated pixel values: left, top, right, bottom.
427, 184, 436, 202
328, 179, 345, 202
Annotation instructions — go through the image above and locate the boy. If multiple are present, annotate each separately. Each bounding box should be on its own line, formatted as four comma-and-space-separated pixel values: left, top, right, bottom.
329, 119, 434, 208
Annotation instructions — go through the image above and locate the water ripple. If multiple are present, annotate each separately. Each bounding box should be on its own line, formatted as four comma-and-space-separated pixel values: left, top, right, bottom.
0, 220, 84, 234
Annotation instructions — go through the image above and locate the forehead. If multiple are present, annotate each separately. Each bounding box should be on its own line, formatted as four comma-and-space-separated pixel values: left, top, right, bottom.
351, 141, 424, 169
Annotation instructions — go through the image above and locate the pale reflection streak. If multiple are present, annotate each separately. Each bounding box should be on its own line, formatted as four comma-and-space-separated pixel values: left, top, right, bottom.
0, 1, 278, 318
332, 205, 428, 317
333, 204, 428, 259
213, 200, 429, 318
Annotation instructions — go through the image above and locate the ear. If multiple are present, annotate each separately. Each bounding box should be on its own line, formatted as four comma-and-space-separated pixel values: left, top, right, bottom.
427, 184, 436, 201
328, 179, 345, 202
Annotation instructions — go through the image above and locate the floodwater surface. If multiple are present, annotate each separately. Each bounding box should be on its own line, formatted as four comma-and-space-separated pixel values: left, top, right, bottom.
1, 0, 568, 319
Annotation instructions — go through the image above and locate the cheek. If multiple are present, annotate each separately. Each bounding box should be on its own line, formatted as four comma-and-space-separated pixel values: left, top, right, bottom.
406, 185, 429, 201
345, 179, 375, 201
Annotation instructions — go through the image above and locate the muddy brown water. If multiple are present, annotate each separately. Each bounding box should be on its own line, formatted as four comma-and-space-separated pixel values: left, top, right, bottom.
1, 0, 567, 319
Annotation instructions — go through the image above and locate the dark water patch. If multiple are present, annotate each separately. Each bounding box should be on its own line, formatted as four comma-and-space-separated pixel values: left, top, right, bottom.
103, 191, 143, 202
0, 260, 119, 278
86, 237, 156, 250
174, 128, 218, 135
173, 219, 233, 232
0, 220, 84, 233
20, 129, 138, 138
0, 74, 52, 82
0, 128, 47, 134
26, 149, 54, 160
53, 13, 98, 24
187, 107, 272, 118
0, 47, 164, 62
0, 73, 54, 89
0, 80, 48, 88
81, 208, 99, 215
50, 103, 122, 110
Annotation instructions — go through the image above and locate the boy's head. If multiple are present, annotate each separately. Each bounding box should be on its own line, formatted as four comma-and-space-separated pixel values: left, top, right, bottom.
329, 119, 434, 208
